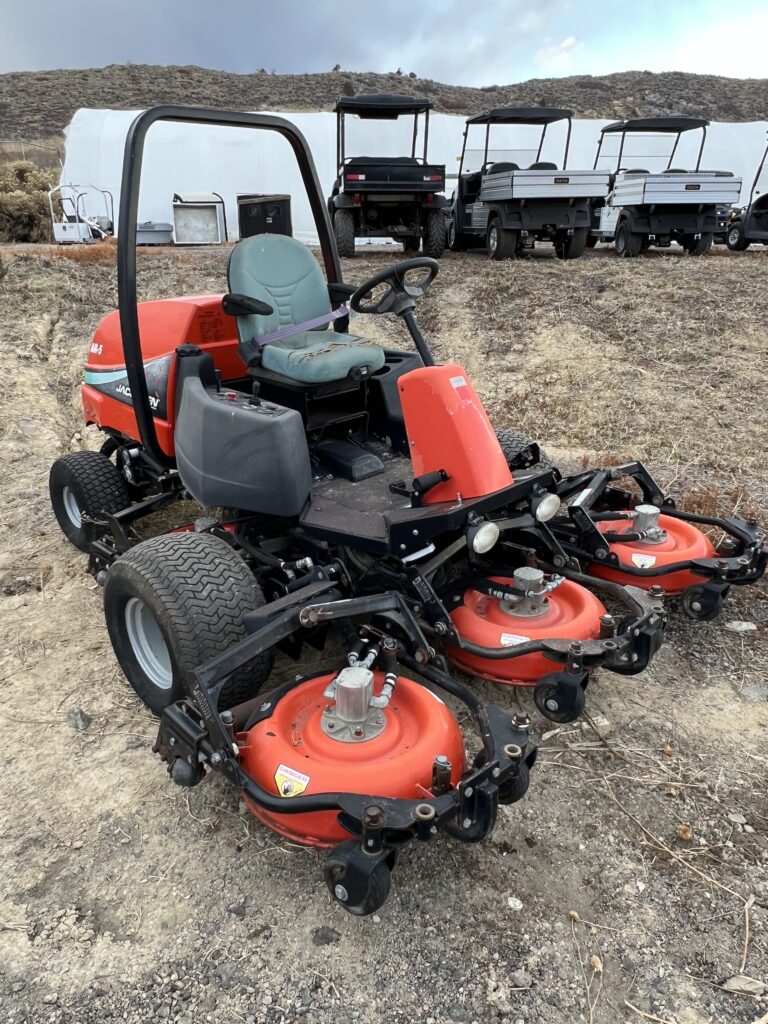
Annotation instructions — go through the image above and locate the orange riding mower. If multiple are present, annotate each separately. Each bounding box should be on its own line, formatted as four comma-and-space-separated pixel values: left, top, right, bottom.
153, 589, 536, 916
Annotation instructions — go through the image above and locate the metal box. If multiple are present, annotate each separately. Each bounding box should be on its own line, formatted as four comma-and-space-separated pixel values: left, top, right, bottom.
172, 193, 228, 245
237, 194, 292, 239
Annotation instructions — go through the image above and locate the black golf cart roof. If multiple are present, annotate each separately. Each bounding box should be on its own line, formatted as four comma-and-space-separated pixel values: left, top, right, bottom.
334, 94, 433, 118
466, 107, 573, 126
600, 117, 710, 134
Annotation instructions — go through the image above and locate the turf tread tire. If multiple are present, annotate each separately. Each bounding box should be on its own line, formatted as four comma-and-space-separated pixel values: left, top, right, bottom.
495, 429, 553, 472
424, 210, 447, 258
49, 450, 130, 551
725, 221, 749, 251
334, 208, 356, 257
103, 532, 273, 714
487, 219, 518, 260
615, 221, 643, 257
554, 227, 589, 260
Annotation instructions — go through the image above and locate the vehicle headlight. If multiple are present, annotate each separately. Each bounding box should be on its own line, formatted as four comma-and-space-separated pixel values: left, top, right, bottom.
468, 520, 500, 554
533, 494, 561, 523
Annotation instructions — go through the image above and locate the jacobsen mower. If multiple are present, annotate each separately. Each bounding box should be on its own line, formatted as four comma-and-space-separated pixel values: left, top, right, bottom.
48, 108, 764, 908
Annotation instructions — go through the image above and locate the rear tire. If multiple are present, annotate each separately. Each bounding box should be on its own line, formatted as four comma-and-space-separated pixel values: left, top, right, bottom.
49, 451, 129, 552
333, 208, 356, 258
487, 219, 518, 260
682, 232, 713, 255
615, 221, 643, 257
424, 210, 447, 258
554, 227, 589, 260
103, 532, 274, 715
725, 221, 749, 251
495, 429, 553, 472
402, 236, 420, 254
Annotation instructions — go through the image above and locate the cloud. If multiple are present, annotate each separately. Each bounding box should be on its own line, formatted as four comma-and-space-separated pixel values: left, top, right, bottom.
533, 36, 582, 75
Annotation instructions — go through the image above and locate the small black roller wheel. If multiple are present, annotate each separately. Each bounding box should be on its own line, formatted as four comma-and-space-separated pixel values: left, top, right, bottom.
680, 583, 724, 621
495, 428, 553, 472
49, 450, 130, 552
103, 532, 274, 714
324, 842, 392, 916
333, 208, 356, 257
534, 676, 587, 723
424, 210, 447, 258
487, 219, 518, 260
498, 761, 530, 805
554, 227, 589, 260
725, 220, 749, 251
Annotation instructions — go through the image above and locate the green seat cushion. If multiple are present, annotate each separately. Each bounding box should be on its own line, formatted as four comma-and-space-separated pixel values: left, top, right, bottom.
261, 331, 385, 384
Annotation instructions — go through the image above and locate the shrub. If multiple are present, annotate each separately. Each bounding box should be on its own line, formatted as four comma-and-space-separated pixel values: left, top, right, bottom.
341, 79, 356, 97
0, 160, 58, 243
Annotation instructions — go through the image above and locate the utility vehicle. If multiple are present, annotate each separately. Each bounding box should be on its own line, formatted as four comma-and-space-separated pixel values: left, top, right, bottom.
589, 117, 741, 255
725, 130, 768, 250
448, 107, 610, 259
48, 107, 765, 908
328, 93, 447, 258
48, 183, 114, 243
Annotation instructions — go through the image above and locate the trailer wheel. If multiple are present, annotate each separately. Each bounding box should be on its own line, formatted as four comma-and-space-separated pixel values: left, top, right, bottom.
495, 429, 553, 472
333, 208, 356, 257
487, 219, 518, 260
554, 227, 589, 260
424, 210, 447, 258
402, 235, 421, 253
50, 451, 130, 552
725, 221, 749, 251
682, 233, 713, 255
615, 221, 642, 257
103, 532, 274, 715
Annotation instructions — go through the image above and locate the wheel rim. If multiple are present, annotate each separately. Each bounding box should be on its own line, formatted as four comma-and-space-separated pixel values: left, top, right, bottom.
728, 228, 740, 246
124, 597, 173, 689
61, 485, 82, 529
489, 225, 498, 253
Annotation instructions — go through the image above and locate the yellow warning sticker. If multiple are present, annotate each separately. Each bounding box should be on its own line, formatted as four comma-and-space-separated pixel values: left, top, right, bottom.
274, 764, 311, 798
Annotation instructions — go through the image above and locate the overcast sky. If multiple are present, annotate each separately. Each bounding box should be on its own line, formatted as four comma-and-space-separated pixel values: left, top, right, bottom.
2, 0, 767, 83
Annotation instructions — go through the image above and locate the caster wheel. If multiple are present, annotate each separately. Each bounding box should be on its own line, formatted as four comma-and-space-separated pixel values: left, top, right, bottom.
680, 584, 724, 621
534, 673, 587, 723
324, 841, 392, 916
498, 761, 530, 805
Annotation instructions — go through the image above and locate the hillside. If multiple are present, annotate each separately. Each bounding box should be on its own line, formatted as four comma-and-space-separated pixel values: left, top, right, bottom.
1, 65, 767, 142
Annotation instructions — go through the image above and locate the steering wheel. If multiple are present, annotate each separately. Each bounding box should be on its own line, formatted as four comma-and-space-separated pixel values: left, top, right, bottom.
349, 257, 439, 316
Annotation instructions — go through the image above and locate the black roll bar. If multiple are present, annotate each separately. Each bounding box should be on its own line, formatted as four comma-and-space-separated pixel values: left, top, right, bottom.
117, 105, 341, 466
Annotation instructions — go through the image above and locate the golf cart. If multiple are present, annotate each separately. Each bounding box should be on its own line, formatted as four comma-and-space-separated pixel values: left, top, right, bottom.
589, 117, 741, 255
48, 183, 114, 244
328, 93, 447, 258
448, 107, 610, 259
725, 130, 768, 250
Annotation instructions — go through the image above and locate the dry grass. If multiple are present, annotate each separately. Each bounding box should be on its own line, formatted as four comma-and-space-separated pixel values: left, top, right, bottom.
0, 160, 58, 243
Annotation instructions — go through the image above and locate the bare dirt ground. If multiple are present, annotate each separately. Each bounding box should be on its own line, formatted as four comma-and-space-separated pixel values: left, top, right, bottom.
1, 242, 767, 1024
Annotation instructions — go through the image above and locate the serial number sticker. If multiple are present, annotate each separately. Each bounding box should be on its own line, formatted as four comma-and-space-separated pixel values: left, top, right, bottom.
274, 764, 311, 798
631, 553, 657, 568
500, 632, 530, 647
450, 375, 468, 388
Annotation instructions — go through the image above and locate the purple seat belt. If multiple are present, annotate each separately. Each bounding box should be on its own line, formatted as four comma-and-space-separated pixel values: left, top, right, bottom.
252, 306, 350, 348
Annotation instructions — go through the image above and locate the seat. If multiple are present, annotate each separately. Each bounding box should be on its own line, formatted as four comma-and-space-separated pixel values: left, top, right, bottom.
487, 161, 519, 173
528, 161, 557, 170
227, 235, 385, 384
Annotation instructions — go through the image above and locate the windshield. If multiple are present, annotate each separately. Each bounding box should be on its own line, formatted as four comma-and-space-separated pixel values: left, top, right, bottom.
595, 131, 704, 172
342, 113, 424, 163
461, 121, 568, 173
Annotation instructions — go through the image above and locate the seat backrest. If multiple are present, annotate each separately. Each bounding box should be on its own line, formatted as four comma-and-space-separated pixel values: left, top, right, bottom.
487, 161, 519, 173
528, 161, 557, 170
227, 235, 330, 346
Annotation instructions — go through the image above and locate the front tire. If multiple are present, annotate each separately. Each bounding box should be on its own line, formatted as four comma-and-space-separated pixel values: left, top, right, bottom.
424, 210, 447, 258
487, 219, 518, 260
495, 428, 553, 472
103, 532, 274, 714
725, 221, 749, 251
448, 218, 471, 251
682, 232, 713, 255
333, 208, 356, 258
615, 221, 643, 257
554, 227, 589, 260
49, 451, 130, 552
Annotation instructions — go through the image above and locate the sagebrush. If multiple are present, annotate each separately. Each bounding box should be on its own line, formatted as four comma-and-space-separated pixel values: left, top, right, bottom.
0, 160, 58, 242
